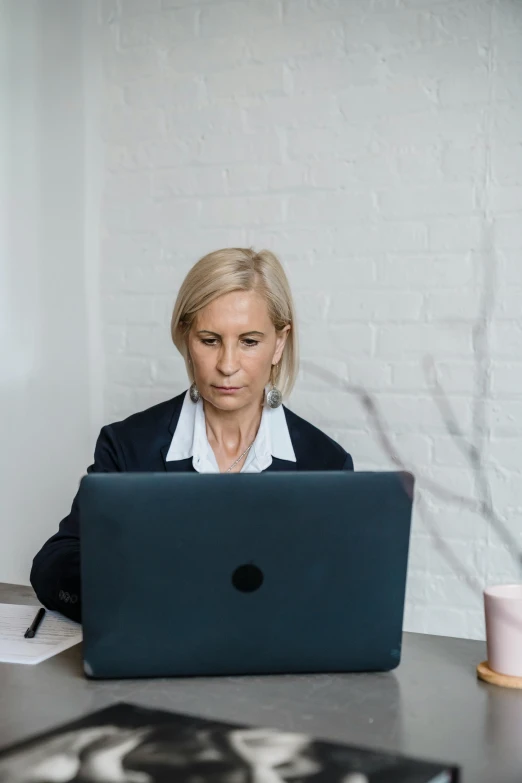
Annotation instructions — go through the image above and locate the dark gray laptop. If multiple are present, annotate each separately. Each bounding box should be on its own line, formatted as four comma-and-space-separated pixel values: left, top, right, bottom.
78, 471, 414, 679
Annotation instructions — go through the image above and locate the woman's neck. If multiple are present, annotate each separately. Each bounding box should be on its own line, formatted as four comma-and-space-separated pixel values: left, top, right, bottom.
203, 396, 263, 466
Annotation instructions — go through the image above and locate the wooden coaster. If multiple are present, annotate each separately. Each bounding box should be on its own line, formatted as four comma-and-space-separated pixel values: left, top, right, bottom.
477, 660, 522, 689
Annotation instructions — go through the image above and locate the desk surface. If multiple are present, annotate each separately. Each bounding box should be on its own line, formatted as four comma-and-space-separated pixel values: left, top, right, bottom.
1, 583, 522, 783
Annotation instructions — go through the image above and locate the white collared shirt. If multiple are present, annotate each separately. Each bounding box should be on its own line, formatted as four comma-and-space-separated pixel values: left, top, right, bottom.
165, 389, 296, 472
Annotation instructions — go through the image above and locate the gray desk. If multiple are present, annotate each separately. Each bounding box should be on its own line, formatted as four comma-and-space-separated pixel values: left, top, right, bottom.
1, 583, 522, 783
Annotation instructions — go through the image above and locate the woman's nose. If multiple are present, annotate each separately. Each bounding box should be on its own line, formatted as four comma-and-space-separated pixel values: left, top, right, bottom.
216, 345, 239, 376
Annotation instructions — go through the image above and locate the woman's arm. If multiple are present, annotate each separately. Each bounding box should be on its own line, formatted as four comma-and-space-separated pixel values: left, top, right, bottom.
30, 425, 123, 622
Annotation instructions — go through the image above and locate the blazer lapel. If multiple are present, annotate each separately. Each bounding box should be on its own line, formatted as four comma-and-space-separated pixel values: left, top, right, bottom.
159, 394, 197, 472
264, 457, 297, 472
163, 455, 196, 473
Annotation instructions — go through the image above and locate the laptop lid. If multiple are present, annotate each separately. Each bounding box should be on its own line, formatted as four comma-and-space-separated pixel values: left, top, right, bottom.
79, 471, 414, 679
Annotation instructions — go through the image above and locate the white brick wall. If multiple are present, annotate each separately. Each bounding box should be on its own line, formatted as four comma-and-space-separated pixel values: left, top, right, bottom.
98, 0, 522, 641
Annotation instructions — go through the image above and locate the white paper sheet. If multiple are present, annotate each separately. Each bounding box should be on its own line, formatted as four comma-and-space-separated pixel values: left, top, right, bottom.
0, 603, 82, 664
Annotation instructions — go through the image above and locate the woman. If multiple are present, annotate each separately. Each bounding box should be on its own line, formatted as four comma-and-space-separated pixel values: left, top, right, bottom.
30, 248, 354, 622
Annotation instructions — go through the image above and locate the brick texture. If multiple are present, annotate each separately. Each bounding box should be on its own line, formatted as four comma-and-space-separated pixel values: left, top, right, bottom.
98, 0, 522, 641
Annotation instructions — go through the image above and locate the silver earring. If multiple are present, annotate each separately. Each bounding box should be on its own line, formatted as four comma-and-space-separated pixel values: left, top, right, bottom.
189, 381, 200, 403
266, 386, 283, 408
266, 363, 283, 408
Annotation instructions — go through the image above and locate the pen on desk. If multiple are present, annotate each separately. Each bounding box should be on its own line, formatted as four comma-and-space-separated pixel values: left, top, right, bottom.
24, 607, 46, 639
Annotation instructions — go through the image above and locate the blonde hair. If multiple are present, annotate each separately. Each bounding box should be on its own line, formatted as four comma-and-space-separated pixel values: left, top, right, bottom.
171, 248, 299, 399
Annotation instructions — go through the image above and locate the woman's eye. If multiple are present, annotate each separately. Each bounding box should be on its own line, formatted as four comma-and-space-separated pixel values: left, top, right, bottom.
200, 338, 258, 347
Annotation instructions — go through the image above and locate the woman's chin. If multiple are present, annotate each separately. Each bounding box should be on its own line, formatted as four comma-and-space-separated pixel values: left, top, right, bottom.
206, 387, 252, 410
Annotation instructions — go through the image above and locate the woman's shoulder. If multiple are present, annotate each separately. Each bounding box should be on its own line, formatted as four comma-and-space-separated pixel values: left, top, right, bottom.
282, 405, 353, 471
92, 392, 187, 471
108, 391, 186, 437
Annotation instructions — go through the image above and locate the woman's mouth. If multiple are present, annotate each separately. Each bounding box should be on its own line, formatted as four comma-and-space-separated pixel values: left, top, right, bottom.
214, 386, 242, 393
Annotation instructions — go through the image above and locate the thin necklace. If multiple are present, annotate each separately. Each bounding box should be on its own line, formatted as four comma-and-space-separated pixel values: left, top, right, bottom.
225, 440, 255, 473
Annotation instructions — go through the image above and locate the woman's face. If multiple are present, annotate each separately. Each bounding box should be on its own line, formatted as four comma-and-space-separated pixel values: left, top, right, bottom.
187, 290, 290, 412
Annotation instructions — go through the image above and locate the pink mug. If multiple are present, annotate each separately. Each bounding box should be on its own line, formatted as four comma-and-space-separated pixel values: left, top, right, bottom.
484, 584, 522, 677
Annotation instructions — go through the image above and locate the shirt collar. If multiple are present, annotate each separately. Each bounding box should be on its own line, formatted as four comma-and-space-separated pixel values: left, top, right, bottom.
165, 389, 296, 465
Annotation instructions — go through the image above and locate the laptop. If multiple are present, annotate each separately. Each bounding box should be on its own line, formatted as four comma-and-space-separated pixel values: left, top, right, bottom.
78, 471, 414, 679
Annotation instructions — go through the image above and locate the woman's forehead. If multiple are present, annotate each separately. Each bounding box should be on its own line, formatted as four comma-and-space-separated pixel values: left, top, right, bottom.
194, 291, 272, 331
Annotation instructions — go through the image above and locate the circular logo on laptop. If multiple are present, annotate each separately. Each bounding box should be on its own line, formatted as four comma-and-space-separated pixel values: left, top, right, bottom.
232, 564, 264, 593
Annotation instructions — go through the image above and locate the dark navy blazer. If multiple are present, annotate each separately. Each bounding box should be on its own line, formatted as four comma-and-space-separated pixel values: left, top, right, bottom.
30, 391, 354, 622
